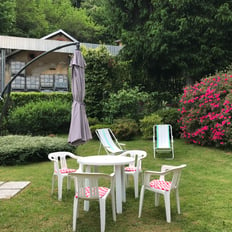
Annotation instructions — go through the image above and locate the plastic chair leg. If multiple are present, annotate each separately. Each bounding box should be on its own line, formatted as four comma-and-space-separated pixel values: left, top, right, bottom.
134, 174, 139, 198
175, 189, 181, 214
67, 176, 71, 190
138, 185, 145, 218
73, 197, 78, 232
99, 199, 106, 232
155, 193, 160, 207
164, 193, 171, 223
58, 177, 63, 201
51, 175, 55, 194
111, 192, 116, 222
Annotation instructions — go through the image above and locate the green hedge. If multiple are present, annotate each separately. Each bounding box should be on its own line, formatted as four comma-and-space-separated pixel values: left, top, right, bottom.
0, 135, 75, 165
7, 99, 71, 135
9, 92, 72, 108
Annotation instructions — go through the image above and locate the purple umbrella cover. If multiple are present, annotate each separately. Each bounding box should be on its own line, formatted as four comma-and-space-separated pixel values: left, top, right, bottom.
68, 49, 92, 146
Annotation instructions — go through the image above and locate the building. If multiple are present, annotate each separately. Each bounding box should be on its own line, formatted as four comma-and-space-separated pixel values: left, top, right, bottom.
0, 29, 122, 94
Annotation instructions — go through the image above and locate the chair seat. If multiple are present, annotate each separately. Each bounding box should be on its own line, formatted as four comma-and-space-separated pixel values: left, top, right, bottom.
124, 167, 137, 172
75, 187, 109, 198
149, 180, 172, 191
56, 168, 77, 174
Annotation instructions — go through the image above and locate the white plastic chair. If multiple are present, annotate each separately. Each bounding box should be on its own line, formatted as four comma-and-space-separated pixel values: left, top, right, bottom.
70, 172, 116, 232
96, 128, 126, 154
119, 150, 147, 198
48, 151, 81, 201
153, 124, 174, 159
138, 164, 186, 223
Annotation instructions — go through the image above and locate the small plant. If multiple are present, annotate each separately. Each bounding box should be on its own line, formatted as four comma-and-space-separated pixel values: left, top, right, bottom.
178, 73, 232, 147
140, 113, 162, 139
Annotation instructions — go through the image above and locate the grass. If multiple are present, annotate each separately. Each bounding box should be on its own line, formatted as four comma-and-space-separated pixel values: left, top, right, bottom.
0, 138, 232, 231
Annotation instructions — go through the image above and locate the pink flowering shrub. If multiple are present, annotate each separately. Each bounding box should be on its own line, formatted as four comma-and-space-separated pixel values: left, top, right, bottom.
178, 73, 232, 147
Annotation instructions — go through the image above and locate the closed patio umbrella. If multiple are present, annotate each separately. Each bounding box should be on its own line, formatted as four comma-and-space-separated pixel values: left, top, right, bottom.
68, 46, 92, 146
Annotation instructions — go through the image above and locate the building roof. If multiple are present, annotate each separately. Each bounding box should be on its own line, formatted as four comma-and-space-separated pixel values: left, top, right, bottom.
0, 30, 122, 56
40, 29, 78, 42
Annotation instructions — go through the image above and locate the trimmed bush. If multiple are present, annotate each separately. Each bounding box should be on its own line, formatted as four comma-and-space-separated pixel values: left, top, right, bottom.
178, 73, 232, 147
7, 99, 71, 135
140, 114, 162, 139
0, 135, 75, 165
112, 118, 139, 140
156, 108, 181, 138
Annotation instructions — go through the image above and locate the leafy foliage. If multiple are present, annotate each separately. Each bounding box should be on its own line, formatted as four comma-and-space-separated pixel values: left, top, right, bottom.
81, 0, 118, 43
0, 135, 75, 165
102, 85, 159, 123
178, 73, 232, 147
1, 0, 105, 42
83, 46, 123, 119
0, 0, 16, 35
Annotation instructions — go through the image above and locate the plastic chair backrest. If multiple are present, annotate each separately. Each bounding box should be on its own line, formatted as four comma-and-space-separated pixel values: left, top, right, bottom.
48, 151, 79, 173
160, 164, 187, 190
120, 150, 147, 170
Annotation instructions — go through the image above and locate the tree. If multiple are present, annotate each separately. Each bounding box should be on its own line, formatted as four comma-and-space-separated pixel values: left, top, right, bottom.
0, 0, 16, 35
2, 0, 108, 43
106, 1, 232, 91
40, 0, 104, 43
83, 46, 114, 119
14, 0, 49, 37
81, 0, 118, 43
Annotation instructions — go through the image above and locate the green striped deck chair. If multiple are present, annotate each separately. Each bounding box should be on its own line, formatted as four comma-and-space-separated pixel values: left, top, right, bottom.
96, 128, 126, 155
153, 124, 174, 159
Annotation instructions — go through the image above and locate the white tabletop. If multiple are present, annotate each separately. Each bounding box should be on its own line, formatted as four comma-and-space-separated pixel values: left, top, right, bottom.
78, 155, 134, 166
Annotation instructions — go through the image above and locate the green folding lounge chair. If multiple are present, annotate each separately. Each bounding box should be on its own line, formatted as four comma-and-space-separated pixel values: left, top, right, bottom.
96, 128, 126, 155
153, 124, 174, 159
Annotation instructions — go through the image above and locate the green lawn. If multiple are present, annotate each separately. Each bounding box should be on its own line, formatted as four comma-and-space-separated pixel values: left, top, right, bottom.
0, 138, 232, 232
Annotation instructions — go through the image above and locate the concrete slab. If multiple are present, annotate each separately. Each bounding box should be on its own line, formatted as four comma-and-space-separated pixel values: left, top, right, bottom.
0, 181, 30, 189
0, 189, 20, 199
0, 181, 30, 199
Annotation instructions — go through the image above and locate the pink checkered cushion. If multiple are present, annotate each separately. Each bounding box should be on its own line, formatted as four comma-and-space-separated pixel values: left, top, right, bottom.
124, 167, 137, 172
149, 180, 172, 191
59, 168, 76, 174
75, 187, 109, 198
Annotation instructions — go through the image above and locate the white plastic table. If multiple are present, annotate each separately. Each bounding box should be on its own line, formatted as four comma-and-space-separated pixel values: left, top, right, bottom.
78, 155, 134, 214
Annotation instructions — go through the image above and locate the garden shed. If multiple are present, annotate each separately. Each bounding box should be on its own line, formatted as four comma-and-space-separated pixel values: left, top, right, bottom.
0, 29, 122, 94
